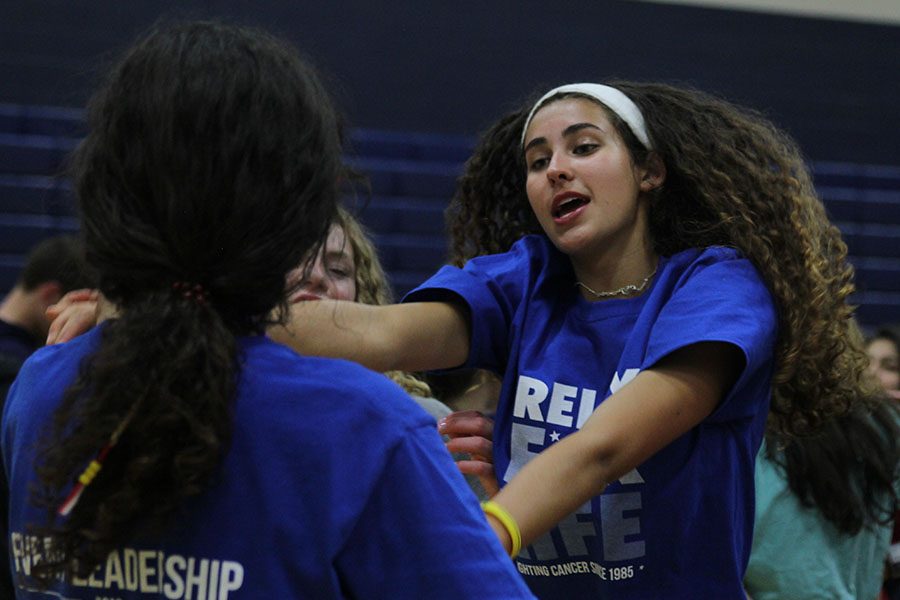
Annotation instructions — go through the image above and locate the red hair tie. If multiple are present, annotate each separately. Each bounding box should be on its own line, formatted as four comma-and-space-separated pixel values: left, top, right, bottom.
172, 281, 208, 305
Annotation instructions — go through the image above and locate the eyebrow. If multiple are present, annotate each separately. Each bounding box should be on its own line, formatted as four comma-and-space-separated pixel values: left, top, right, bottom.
324, 249, 352, 261
523, 122, 603, 153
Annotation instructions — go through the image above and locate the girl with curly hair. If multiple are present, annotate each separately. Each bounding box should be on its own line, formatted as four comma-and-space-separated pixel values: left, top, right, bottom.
1, 21, 534, 599
272, 80, 881, 598
447, 87, 899, 599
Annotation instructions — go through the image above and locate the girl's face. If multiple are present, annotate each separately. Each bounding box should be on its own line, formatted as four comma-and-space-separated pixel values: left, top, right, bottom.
287, 224, 357, 303
867, 337, 900, 392
522, 98, 656, 265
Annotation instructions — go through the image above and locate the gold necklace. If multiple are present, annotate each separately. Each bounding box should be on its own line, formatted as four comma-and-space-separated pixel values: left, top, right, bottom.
575, 266, 658, 299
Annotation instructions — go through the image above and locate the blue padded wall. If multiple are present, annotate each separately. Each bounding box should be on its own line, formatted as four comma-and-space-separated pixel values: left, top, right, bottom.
1, 1, 898, 165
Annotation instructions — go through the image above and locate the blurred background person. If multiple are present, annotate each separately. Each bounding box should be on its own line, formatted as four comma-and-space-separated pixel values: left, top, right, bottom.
744, 390, 898, 599
0, 235, 92, 403
868, 327, 900, 400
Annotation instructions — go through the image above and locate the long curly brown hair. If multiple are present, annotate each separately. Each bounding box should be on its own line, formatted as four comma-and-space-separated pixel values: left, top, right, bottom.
766, 394, 898, 534
29, 21, 344, 584
447, 81, 873, 438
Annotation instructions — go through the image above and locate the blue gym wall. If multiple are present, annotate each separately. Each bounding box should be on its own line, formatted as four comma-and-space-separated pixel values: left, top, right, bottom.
2, 0, 898, 164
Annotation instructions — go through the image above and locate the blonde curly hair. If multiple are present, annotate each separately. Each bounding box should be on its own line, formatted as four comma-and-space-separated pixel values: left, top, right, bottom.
448, 81, 873, 438
334, 206, 433, 398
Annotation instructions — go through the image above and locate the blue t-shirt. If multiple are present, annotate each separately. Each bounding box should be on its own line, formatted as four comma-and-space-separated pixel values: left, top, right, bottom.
2, 326, 535, 599
406, 235, 777, 599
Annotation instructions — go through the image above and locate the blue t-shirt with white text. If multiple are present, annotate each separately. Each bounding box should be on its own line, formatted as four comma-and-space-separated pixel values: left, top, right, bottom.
406, 235, 777, 599
2, 327, 535, 599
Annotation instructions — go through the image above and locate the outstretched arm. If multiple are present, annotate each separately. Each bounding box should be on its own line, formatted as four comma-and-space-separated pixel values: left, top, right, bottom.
269, 299, 471, 373
483, 341, 744, 553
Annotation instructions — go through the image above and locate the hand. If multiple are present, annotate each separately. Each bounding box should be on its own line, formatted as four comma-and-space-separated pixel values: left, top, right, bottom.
46, 289, 100, 345
439, 410, 500, 497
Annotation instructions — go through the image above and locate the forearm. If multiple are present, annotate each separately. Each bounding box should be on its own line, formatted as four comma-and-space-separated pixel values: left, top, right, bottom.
489, 430, 613, 550
270, 299, 470, 373
271, 300, 390, 370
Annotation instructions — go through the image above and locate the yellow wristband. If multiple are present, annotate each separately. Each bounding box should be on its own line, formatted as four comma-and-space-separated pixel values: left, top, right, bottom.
482, 500, 522, 558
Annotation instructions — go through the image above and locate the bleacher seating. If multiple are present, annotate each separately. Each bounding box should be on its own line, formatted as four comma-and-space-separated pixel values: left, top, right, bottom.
0, 102, 897, 328
0, 103, 85, 138
814, 162, 900, 325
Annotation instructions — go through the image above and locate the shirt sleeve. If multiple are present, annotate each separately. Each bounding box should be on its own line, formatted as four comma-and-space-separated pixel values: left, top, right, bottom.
333, 422, 535, 599
403, 236, 546, 373
643, 247, 778, 422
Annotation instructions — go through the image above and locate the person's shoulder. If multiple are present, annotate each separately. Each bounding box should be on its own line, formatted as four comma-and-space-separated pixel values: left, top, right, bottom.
665, 246, 765, 286
16, 326, 99, 383
512, 233, 553, 253
654, 246, 777, 349
666, 245, 745, 267
4, 327, 100, 429
653, 245, 776, 330
465, 234, 569, 282
241, 336, 434, 430
698, 245, 748, 264
407, 235, 564, 308
463, 234, 556, 266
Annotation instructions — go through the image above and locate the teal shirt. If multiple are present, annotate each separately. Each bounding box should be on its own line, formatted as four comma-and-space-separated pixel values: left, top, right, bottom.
745, 444, 892, 600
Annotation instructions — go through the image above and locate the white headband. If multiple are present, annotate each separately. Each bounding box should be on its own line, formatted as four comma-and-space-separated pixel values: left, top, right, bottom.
521, 83, 652, 150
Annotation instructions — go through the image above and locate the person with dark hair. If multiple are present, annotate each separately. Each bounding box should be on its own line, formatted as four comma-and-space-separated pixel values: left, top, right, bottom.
864, 325, 900, 600
744, 392, 899, 599
271, 81, 872, 598
1, 21, 533, 599
0, 235, 92, 402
